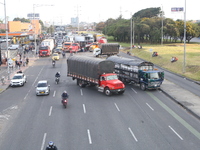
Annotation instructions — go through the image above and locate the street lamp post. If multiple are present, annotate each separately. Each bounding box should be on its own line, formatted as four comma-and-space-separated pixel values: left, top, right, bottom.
0, 0, 10, 79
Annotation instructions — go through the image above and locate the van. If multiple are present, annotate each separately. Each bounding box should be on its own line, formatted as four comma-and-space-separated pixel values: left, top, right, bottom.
8, 44, 20, 50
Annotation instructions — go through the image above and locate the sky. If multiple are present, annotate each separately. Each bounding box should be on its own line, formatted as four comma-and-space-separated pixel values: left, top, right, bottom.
0, 0, 199, 25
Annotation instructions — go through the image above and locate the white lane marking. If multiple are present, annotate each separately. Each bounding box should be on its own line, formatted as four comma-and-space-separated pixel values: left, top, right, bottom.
87, 129, 92, 144
114, 103, 120, 112
24, 89, 31, 100
49, 106, 53, 116
169, 126, 183, 140
131, 88, 137, 94
80, 89, 83, 96
128, 127, 138, 142
53, 91, 56, 97
146, 103, 154, 111
32, 66, 45, 86
41, 133, 47, 150
83, 104, 86, 113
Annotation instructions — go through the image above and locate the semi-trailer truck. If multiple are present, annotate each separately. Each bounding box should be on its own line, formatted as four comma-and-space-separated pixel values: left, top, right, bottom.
67, 56, 125, 96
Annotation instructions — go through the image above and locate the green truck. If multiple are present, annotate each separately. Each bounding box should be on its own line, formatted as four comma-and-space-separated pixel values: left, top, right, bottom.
107, 56, 164, 90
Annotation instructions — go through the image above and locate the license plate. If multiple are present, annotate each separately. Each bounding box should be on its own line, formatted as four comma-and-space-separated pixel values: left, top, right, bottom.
40, 92, 44, 93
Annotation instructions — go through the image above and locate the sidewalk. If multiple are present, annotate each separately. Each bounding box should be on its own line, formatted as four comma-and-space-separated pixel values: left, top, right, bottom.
160, 79, 200, 120
0, 55, 38, 93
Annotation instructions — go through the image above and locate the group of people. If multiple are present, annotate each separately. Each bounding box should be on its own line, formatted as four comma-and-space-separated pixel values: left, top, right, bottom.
151, 52, 178, 63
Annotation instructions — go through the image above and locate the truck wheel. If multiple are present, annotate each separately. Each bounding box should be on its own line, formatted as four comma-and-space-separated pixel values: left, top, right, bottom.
104, 87, 111, 96
140, 83, 146, 91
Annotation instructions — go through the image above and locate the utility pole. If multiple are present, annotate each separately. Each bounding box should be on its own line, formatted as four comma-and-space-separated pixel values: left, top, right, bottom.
183, 0, 186, 73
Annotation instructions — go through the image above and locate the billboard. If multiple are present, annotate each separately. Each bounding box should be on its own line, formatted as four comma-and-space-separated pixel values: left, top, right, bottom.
27, 13, 40, 20
171, 7, 184, 12
55, 26, 65, 31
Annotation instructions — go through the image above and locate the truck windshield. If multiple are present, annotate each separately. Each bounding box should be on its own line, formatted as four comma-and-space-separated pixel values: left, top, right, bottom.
149, 72, 159, 79
106, 75, 118, 80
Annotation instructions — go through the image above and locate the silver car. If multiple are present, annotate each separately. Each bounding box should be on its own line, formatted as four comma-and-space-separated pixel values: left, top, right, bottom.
35, 80, 50, 96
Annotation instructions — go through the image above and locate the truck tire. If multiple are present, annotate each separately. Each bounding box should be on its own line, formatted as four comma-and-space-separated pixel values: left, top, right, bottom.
140, 83, 146, 91
104, 87, 111, 96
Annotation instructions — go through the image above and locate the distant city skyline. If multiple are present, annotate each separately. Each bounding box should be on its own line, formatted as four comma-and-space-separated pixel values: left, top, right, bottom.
0, 0, 199, 25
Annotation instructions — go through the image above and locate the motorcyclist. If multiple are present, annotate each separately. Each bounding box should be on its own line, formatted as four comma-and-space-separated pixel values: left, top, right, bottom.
55, 72, 61, 78
61, 90, 69, 99
52, 58, 56, 66
46, 141, 58, 150
62, 51, 65, 57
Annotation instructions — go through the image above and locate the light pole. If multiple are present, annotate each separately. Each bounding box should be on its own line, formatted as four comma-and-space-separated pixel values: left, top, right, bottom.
183, 0, 186, 73
161, 5, 164, 46
0, 0, 10, 79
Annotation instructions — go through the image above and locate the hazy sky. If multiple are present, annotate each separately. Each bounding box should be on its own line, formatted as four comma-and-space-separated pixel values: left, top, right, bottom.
0, 0, 198, 24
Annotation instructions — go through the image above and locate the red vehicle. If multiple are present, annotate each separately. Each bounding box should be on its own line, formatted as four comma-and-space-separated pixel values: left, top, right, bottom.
69, 43, 80, 53
39, 46, 51, 57
63, 42, 72, 52
97, 37, 107, 44
67, 56, 125, 96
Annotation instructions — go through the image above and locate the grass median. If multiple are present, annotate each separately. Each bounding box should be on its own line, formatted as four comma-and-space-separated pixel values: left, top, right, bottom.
118, 42, 200, 81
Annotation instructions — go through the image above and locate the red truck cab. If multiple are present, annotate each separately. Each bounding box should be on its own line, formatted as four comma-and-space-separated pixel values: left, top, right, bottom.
39, 46, 51, 57
69, 43, 80, 53
99, 73, 125, 95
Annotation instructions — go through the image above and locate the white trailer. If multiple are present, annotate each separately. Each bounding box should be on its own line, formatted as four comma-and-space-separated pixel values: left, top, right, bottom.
41, 39, 55, 52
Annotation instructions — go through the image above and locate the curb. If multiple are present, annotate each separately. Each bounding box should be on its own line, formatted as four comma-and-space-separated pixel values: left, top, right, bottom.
159, 88, 200, 120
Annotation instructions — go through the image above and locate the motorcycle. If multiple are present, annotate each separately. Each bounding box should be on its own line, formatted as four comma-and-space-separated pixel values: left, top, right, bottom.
55, 77, 59, 84
61, 97, 68, 108
62, 53, 65, 58
52, 61, 55, 67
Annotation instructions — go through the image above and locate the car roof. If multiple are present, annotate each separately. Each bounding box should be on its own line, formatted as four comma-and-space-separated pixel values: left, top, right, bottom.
38, 80, 48, 83
14, 73, 23, 76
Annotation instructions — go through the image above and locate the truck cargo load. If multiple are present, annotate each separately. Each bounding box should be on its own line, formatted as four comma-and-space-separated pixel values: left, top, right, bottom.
93, 43, 119, 57
67, 56, 125, 95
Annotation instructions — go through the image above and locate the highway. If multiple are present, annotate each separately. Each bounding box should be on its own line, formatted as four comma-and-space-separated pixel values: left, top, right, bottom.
0, 52, 200, 150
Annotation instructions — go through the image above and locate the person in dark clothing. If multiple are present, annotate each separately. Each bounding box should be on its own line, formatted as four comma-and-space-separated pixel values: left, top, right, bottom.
61, 91, 69, 99
55, 72, 61, 78
46, 141, 58, 150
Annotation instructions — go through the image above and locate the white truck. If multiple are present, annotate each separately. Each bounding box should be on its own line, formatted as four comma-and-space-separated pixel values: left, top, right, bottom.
10, 73, 27, 87
93, 43, 120, 57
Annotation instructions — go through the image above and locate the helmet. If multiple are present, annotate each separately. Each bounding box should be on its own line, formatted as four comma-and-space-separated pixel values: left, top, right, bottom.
49, 141, 54, 146
64, 91, 67, 93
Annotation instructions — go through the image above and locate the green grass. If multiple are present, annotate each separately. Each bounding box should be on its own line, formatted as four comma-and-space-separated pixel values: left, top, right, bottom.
106, 36, 200, 81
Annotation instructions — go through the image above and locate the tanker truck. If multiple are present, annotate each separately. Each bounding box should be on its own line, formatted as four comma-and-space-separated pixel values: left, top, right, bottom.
93, 43, 120, 57
67, 56, 125, 96
107, 56, 164, 90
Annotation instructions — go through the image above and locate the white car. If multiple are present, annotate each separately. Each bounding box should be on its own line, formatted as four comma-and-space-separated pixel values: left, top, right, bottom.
8, 44, 19, 50
35, 80, 50, 96
10, 73, 27, 87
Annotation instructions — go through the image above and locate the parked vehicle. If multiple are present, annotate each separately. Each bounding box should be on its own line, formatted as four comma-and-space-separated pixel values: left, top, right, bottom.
107, 56, 164, 90
35, 80, 50, 96
8, 44, 19, 50
10, 73, 27, 87
67, 56, 125, 96
39, 46, 51, 57
93, 43, 119, 57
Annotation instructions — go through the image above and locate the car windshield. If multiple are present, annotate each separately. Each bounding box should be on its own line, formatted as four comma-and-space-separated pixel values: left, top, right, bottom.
13, 76, 22, 79
106, 75, 118, 80
37, 83, 47, 87
53, 54, 58, 56
149, 72, 159, 79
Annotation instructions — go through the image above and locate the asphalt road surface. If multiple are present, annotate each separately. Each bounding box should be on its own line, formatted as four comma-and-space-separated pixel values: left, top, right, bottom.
0, 52, 199, 150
